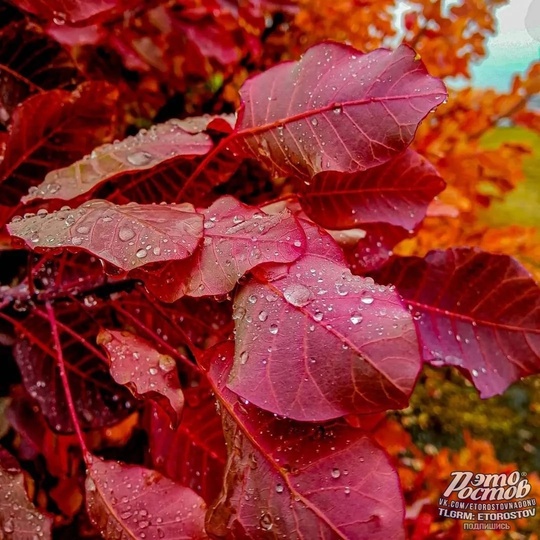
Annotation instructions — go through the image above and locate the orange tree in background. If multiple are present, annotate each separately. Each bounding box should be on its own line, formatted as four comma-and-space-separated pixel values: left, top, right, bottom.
0, 0, 539, 539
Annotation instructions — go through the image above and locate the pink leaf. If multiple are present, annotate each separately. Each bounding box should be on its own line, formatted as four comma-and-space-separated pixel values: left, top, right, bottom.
300, 150, 445, 230
98, 330, 184, 427
0, 447, 52, 539
11, 0, 142, 24
140, 196, 306, 299
227, 221, 421, 421
8, 200, 204, 271
0, 82, 117, 206
205, 342, 405, 539
23, 117, 225, 203
146, 387, 226, 504
373, 248, 540, 398
86, 458, 208, 539
234, 43, 446, 179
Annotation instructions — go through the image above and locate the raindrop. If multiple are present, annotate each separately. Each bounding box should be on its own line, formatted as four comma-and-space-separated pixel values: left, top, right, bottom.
127, 151, 153, 166
149, 367, 158, 375
331, 468, 341, 479
85, 477, 96, 492
333, 105, 343, 114
269, 324, 279, 335
259, 513, 273, 531
76, 225, 90, 234
283, 283, 311, 307
310, 118, 319, 127
3, 518, 14, 533
350, 314, 363, 325
71, 236, 83, 246
313, 311, 324, 322
118, 227, 135, 241
275, 483, 284, 493
360, 295, 374, 305
136, 249, 147, 259
248, 294, 258, 304
344, 486, 351, 495
472, 369, 479, 377
240, 351, 249, 365
258, 311, 268, 322
159, 356, 176, 372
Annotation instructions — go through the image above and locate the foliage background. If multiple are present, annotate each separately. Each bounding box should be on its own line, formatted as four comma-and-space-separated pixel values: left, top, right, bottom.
0, 0, 539, 538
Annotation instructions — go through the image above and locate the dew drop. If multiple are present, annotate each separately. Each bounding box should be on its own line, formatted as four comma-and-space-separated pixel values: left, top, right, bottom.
127, 151, 153, 166
3, 518, 14, 533
275, 483, 284, 493
259, 513, 273, 531
118, 227, 135, 241
283, 283, 312, 307
136, 249, 147, 259
248, 294, 258, 304
148, 367, 158, 375
331, 468, 341, 479
350, 314, 363, 325
360, 296, 374, 305
258, 311, 268, 322
71, 236, 83, 245
269, 324, 279, 335
313, 311, 324, 322
240, 351, 249, 365
310, 118, 318, 127
158, 356, 176, 372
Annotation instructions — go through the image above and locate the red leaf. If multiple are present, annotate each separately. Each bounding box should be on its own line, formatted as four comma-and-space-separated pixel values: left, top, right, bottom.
10, 301, 133, 432
373, 248, 540, 398
205, 342, 406, 539
98, 329, 184, 427
8, 200, 204, 271
299, 150, 445, 230
139, 196, 306, 300
0, 82, 117, 206
24, 117, 224, 203
0, 20, 83, 126
11, 0, 142, 25
113, 288, 233, 355
0, 447, 52, 539
227, 221, 421, 420
234, 43, 446, 179
344, 223, 412, 274
146, 388, 226, 504
86, 458, 208, 539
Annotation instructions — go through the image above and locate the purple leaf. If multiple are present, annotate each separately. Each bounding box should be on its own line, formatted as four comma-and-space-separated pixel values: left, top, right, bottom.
8, 200, 204, 271
300, 149, 445, 230
140, 196, 306, 300
234, 43, 447, 179
86, 458, 208, 539
373, 248, 540, 398
205, 342, 405, 539
23, 117, 224, 203
227, 221, 421, 421
98, 330, 184, 427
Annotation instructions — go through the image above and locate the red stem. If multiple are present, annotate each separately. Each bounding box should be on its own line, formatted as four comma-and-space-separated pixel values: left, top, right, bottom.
45, 301, 92, 465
